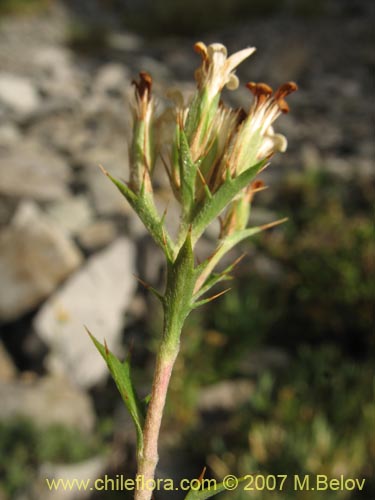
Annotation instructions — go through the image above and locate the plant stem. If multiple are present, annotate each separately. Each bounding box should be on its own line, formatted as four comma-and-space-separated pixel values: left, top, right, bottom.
134, 343, 179, 500
135, 233, 194, 500
134, 312, 181, 500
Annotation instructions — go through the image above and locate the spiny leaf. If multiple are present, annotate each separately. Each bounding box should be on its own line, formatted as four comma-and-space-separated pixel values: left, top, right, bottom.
224, 218, 287, 249
191, 159, 266, 244
87, 329, 144, 451
196, 165, 213, 200
102, 170, 175, 260
193, 287, 231, 308
193, 254, 245, 300
133, 274, 164, 303
193, 223, 273, 297
193, 271, 233, 301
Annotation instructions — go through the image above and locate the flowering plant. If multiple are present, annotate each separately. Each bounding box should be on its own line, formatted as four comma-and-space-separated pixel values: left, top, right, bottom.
89, 41, 297, 500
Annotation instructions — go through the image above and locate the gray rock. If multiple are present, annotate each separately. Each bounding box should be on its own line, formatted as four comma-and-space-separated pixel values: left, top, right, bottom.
324, 156, 374, 181
198, 379, 255, 412
0, 73, 40, 115
0, 141, 72, 201
301, 143, 323, 170
34, 46, 73, 79
136, 57, 172, 82
93, 62, 129, 96
0, 201, 83, 321
35, 455, 108, 500
0, 122, 21, 146
107, 31, 143, 51
45, 195, 94, 235
77, 220, 117, 251
35, 47, 85, 102
324, 157, 355, 180
34, 238, 136, 388
0, 374, 95, 433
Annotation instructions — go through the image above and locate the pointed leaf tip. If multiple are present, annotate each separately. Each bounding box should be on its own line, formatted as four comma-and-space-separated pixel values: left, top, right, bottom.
198, 466, 207, 483
98, 164, 109, 176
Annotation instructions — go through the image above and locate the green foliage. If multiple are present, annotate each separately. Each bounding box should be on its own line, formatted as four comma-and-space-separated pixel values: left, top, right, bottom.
105, 171, 175, 260
123, 0, 325, 36
263, 170, 374, 350
171, 345, 374, 500
0, 418, 103, 498
0, 0, 51, 16
65, 21, 110, 54
202, 169, 374, 355
217, 346, 375, 500
159, 165, 374, 499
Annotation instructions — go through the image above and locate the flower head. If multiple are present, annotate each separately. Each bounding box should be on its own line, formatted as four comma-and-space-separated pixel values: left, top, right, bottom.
194, 42, 256, 100
222, 80, 298, 178
183, 42, 256, 162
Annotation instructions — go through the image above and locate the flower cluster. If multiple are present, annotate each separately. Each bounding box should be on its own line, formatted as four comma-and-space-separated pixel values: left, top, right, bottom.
130, 42, 297, 241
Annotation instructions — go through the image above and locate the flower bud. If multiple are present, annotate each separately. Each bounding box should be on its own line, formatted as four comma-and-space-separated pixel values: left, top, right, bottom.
130, 72, 155, 194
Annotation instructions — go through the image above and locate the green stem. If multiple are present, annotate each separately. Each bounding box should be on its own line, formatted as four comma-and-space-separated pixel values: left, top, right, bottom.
134, 342, 179, 500
134, 246, 194, 500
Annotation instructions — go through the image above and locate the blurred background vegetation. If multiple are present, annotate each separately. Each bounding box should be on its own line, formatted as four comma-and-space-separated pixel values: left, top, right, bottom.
0, 0, 373, 499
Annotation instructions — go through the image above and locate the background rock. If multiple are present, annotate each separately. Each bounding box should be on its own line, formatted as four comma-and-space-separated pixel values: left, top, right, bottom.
0, 374, 95, 433
77, 220, 117, 251
45, 195, 94, 235
0, 141, 72, 201
0, 73, 40, 116
0, 201, 83, 321
33, 238, 136, 388
198, 379, 255, 413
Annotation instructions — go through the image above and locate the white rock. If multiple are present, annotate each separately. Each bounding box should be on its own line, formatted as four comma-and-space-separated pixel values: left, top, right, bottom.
46, 195, 94, 235
0, 202, 83, 321
77, 220, 117, 251
0, 375, 95, 433
0, 141, 72, 201
0, 73, 40, 115
34, 238, 136, 388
